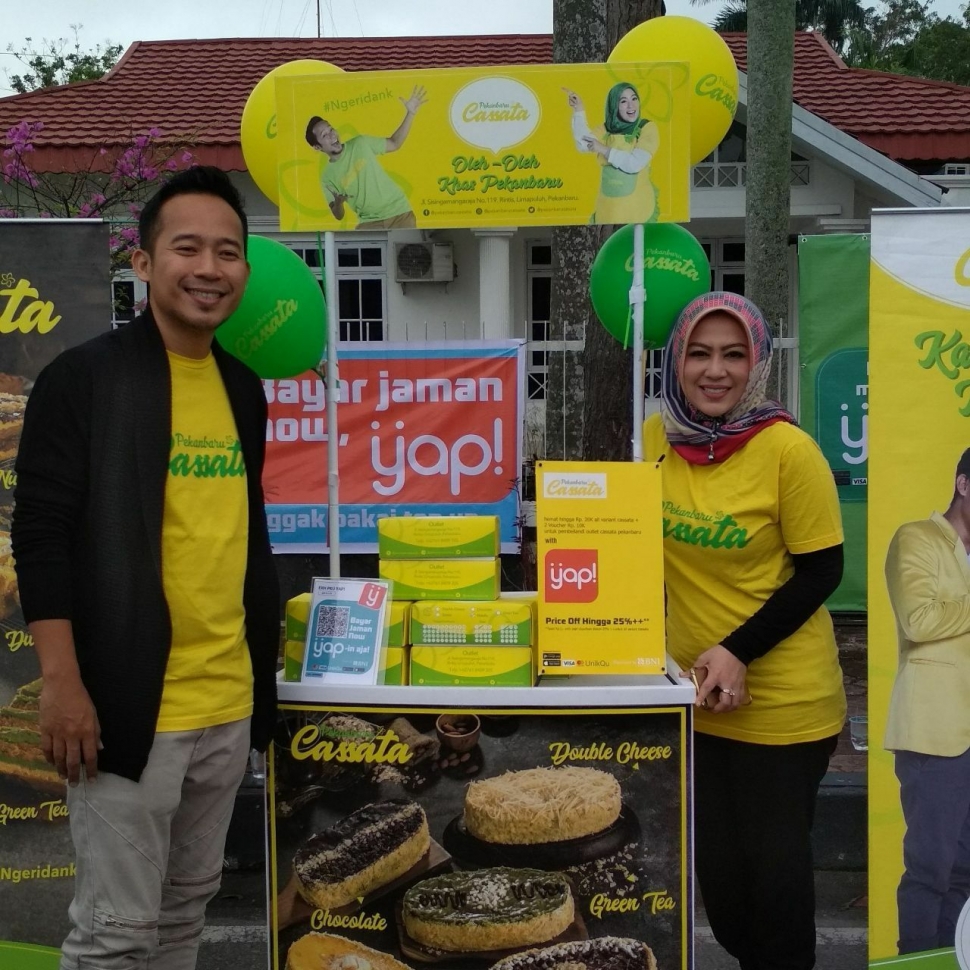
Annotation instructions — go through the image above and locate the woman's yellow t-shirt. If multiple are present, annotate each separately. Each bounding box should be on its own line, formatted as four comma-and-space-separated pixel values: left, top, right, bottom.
156, 351, 253, 732
644, 414, 846, 744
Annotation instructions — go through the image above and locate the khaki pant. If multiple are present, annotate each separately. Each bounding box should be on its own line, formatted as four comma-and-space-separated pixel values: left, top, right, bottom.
356, 210, 416, 230
61, 718, 251, 970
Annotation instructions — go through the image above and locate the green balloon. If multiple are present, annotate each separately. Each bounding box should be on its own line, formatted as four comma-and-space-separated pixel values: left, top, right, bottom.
589, 223, 711, 349
217, 235, 326, 378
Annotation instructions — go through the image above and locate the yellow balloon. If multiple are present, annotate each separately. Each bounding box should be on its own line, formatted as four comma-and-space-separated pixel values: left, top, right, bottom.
609, 16, 739, 166
240, 59, 343, 205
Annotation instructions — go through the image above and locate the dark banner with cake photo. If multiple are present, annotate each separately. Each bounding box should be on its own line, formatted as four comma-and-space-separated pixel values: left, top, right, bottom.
270, 705, 690, 970
0, 219, 111, 954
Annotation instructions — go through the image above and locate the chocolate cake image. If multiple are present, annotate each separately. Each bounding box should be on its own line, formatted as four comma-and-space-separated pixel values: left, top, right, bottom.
0, 390, 27, 464
402, 867, 575, 952
489, 936, 658, 970
293, 799, 430, 909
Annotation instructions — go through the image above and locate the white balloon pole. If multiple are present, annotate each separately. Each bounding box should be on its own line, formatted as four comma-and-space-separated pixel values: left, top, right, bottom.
631, 221, 646, 462
324, 230, 342, 577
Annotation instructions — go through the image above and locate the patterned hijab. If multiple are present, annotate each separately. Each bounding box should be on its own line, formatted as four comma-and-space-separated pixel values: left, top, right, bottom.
660, 291, 795, 465
603, 82, 647, 139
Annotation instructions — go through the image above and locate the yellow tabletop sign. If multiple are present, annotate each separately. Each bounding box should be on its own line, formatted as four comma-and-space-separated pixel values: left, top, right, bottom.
275, 62, 690, 231
536, 460, 666, 674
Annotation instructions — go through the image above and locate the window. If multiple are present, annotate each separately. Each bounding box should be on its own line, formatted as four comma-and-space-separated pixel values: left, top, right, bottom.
110, 273, 147, 329
291, 240, 387, 341
526, 240, 553, 400
693, 122, 811, 189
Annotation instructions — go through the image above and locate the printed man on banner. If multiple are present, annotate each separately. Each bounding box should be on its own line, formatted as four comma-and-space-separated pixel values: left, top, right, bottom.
305, 84, 427, 230
885, 446, 970, 954
11, 166, 279, 970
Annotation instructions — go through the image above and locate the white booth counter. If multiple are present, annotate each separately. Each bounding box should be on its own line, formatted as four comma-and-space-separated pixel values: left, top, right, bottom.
268, 662, 696, 970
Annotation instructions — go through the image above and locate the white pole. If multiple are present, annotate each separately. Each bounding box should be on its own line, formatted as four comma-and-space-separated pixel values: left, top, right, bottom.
631, 222, 646, 462
324, 231, 341, 577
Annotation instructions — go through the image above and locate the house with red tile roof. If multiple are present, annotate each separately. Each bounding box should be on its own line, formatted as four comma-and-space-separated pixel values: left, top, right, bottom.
0, 31, 964, 414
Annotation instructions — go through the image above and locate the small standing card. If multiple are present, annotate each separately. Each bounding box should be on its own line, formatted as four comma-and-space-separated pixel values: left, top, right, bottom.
301, 578, 390, 684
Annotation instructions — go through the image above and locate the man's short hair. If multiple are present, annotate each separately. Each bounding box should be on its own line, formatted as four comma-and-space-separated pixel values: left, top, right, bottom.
138, 166, 248, 256
957, 448, 970, 483
305, 116, 326, 148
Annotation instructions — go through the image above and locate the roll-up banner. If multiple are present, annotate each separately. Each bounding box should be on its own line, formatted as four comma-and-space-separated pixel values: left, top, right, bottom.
0, 220, 111, 958
869, 208, 970, 968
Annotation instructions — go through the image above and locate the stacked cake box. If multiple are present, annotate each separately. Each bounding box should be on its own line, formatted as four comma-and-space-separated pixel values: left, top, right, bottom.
376, 515, 532, 686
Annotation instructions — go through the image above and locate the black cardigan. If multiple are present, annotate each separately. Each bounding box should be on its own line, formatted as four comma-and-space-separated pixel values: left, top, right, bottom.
11, 312, 280, 781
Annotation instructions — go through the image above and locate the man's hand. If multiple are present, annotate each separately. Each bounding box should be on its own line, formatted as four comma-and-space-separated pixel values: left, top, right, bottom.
328, 193, 349, 220
400, 84, 428, 115
40, 670, 101, 785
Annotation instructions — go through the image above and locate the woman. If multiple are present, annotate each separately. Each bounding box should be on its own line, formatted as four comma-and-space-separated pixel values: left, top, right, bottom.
564, 82, 659, 224
643, 291, 846, 970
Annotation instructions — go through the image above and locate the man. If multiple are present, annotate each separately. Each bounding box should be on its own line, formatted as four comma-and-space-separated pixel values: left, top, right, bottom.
305, 84, 427, 230
11, 166, 279, 970
885, 447, 970, 954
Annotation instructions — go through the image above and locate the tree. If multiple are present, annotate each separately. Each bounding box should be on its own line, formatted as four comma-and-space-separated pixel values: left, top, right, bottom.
843, 1, 970, 86
547, 0, 664, 463
1, 121, 196, 268
702, 0, 866, 54
691, 0, 796, 374
6, 25, 122, 93
744, 0, 796, 366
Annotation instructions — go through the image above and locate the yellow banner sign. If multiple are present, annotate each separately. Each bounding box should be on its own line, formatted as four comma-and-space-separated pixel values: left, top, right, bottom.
536, 460, 666, 674
868, 209, 970, 963
275, 63, 690, 231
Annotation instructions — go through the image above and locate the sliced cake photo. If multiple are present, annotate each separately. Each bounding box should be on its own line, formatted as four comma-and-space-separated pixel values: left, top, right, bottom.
285, 931, 415, 970
293, 799, 430, 910
402, 867, 575, 953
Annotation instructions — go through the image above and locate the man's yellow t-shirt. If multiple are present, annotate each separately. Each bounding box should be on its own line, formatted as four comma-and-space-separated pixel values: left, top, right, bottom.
644, 414, 846, 744
156, 351, 253, 732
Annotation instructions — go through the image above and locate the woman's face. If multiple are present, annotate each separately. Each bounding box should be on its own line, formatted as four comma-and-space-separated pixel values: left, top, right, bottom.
680, 311, 752, 418
617, 88, 640, 122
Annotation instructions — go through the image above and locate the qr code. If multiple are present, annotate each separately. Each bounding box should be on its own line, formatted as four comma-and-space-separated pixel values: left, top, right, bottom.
314, 606, 350, 638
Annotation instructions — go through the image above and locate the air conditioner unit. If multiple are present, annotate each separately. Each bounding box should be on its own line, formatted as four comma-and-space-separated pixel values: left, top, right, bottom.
395, 242, 454, 283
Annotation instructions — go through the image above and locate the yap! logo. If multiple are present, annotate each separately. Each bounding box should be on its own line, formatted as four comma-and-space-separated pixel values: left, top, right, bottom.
545, 549, 599, 603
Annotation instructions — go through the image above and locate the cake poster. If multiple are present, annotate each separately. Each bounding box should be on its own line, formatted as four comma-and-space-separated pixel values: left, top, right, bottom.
269, 705, 690, 970
0, 219, 111, 955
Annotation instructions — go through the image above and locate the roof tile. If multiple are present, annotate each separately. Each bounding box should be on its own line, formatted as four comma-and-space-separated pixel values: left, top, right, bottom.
1, 31, 967, 170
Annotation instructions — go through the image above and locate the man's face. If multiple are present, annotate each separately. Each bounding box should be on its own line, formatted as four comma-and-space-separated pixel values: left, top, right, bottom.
311, 119, 343, 157
132, 193, 249, 350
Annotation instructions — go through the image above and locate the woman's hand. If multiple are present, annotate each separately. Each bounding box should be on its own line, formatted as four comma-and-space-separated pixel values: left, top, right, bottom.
562, 87, 584, 113
692, 645, 747, 713
582, 135, 609, 158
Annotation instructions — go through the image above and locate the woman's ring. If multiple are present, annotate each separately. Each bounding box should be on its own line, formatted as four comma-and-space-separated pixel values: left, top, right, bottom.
720, 687, 736, 697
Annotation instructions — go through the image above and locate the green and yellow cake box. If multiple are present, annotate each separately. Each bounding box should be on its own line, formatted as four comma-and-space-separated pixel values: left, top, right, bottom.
377, 515, 500, 559
409, 645, 534, 686
379, 646, 409, 685
410, 600, 532, 646
379, 558, 500, 601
